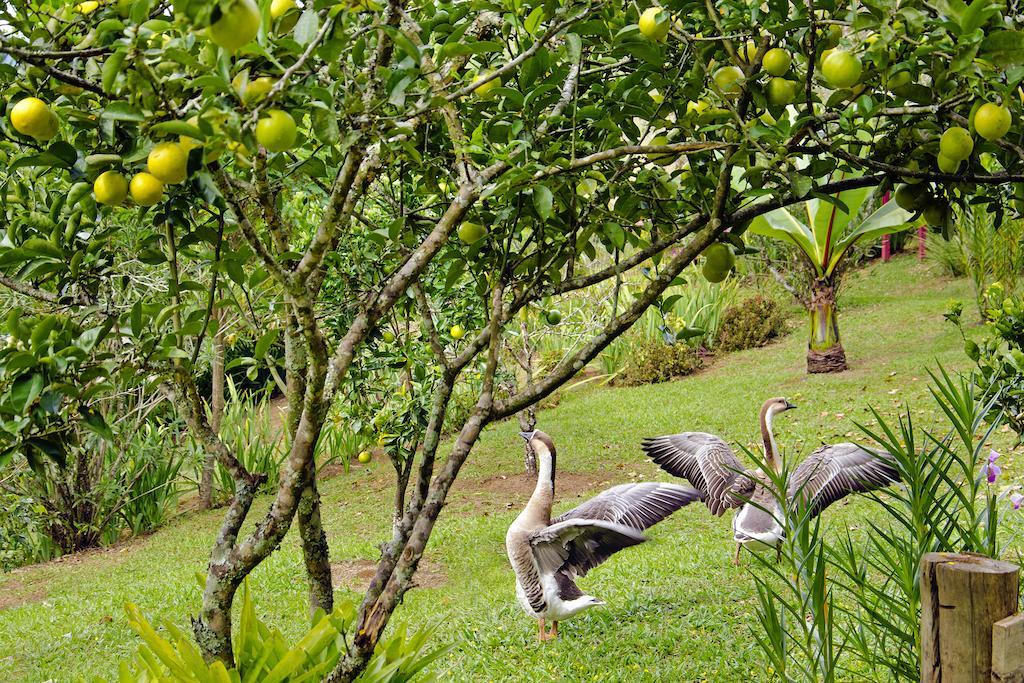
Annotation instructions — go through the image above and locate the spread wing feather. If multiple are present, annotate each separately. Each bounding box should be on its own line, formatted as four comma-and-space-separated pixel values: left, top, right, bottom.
529, 519, 645, 578
552, 482, 702, 530
641, 433, 754, 515
788, 442, 900, 518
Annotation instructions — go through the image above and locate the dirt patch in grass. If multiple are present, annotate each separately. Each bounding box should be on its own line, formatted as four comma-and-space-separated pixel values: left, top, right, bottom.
449, 471, 616, 516
0, 578, 47, 611
331, 558, 447, 592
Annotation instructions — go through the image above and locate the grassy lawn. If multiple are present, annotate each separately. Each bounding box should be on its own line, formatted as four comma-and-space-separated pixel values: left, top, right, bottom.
2, 255, 1022, 682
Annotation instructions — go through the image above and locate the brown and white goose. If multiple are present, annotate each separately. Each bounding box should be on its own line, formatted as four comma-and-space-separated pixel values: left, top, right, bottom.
641, 397, 900, 565
506, 430, 701, 640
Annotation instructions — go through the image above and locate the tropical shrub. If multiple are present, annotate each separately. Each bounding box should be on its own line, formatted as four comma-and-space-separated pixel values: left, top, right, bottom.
111, 584, 449, 683
936, 208, 1024, 314
715, 295, 789, 352
948, 289, 1024, 442
616, 339, 703, 386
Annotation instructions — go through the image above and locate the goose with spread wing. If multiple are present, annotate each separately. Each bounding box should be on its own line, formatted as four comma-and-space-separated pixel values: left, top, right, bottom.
506, 430, 702, 640
641, 397, 900, 565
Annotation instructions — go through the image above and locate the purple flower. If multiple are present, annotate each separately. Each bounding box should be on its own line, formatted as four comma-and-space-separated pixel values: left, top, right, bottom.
985, 450, 1002, 484
1011, 493, 1023, 511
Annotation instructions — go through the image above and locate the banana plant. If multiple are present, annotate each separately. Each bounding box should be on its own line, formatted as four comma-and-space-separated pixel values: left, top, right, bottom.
751, 186, 914, 373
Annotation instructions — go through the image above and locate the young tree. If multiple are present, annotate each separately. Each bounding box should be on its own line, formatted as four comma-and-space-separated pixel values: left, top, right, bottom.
1, 1, 1023, 681
751, 189, 914, 372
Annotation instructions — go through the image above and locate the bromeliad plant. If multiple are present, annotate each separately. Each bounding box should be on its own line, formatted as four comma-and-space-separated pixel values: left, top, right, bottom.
751, 186, 914, 373
113, 583, 449, 683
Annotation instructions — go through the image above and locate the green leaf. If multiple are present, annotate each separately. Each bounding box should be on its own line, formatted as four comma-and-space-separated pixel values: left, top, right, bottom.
102, 102, 146, 122
102, 49, 128, 93
749, 206, 822, 275
980, 30, 1024, 66
150, 121, 205, 140
826, 201, 915, 275
532, 185, 553, 220
10, 374, 44, 413
81, 408, 114, 441
254, 329, 279, 361
293, 9, 319, 46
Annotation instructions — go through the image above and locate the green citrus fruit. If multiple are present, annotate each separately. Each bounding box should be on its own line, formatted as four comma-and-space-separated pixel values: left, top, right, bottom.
713, 66, 744, 97
381, 330, 395, 343
973, 102, 1012, 142
936, 153, 960, 174
147, 142, 188, 184
923, 200, 949, 227
10, 97, 57, 140
893, 183, 927, 212
357, 450, 372, 464
939, 126, 974, 162
766, 77, 797, 106
473, 73, 500, 99
821, 50, 862, 89
208, 0, 261, 52
638, 7, 670, 42
94, 171, 129, 206
458, 221, 487, 244
763, 48, 791, 76
545, 309, 562, 325
256, 109, 298, 152
129, 172, 164, 206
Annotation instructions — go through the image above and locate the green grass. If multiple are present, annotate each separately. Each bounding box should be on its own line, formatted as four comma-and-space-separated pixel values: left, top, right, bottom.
2, 255, 1022, 682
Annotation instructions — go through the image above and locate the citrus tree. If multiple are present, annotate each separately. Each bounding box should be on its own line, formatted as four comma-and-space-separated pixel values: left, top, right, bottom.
751, 188, 914, 372
2, 0, 1024, 680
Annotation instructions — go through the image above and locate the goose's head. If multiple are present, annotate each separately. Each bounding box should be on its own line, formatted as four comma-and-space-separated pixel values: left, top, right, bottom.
762, 397, 797, 418
519, 429, 557, 478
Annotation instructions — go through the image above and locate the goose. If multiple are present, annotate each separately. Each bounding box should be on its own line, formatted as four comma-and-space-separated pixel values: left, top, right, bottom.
641, 397, 900, 565
506, 429, 702, 640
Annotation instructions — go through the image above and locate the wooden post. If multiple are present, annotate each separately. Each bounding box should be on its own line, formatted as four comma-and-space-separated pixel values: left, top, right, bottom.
920, 552, 1020, 683
993, 614, 1024, 682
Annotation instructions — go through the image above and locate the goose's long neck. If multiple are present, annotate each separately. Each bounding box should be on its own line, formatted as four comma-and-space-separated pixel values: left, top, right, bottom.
760, 407, 780, 472
526, 441, 555, 523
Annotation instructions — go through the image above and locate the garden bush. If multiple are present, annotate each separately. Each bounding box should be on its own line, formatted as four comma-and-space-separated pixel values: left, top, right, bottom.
715, 295, 789, 353
616, 340, 703, 387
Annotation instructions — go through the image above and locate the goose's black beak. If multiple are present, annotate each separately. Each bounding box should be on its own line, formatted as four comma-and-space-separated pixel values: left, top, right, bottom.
518, 430, 536, 441
786, 401, 797, 410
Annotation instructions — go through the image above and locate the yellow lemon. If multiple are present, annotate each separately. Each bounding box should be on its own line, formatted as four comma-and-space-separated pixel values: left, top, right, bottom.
93, 170, 129, 206
450, 324, 465, 339
130, 172, 164, 206
939, 126, 974, 162
973, 102, 1012, 142
638, 7, 670, 42
255, 109, 298, 152
76, 1, 100, 13
208, 0, 261, 52
713, 66, 744, 97
270, 0, 296, 18
10, 97, 58, 140
147, 142, 188, 184
473, 73, 500, 99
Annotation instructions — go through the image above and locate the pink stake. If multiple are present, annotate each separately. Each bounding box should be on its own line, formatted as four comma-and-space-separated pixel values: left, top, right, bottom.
918, 225, 927, 260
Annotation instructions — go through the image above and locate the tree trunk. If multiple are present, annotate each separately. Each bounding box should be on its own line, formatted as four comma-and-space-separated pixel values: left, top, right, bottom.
285, 312, 335, 617
200, 307, 226, 510
806, 279, 847, 373
296, 459, 333, 616
516, 317, 537, 474
920, 552, 1020, 683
